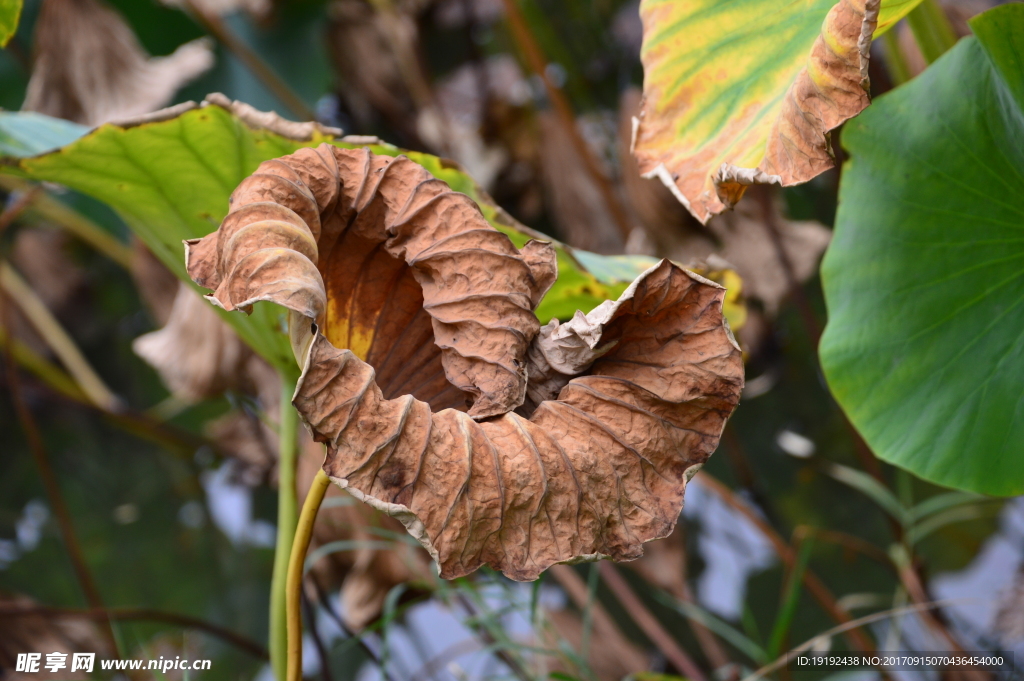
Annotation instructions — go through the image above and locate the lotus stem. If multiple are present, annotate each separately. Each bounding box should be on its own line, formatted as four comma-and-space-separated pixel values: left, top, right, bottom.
270, 376, 300, 681
0, 176, 133, 269
0, 262, 122, 412
906, 0, 958, 65
881, 29, 911, 86
286, 469, 331, 681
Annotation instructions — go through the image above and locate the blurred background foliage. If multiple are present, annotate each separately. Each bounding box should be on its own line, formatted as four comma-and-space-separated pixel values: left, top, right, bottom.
0, 0, 1021, 680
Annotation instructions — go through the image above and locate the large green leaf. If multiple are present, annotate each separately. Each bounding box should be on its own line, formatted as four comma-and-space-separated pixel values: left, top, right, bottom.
633, 0, 924, 224
820, 4, 1024, 496
4, 101, 667, 371
0, 0, 21, 47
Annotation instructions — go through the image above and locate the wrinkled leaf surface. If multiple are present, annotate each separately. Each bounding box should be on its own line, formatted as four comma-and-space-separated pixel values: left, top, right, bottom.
186, 146, 744, 579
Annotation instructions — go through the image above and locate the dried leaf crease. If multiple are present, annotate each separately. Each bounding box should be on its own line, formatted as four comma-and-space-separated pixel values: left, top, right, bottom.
188, 145, 744, 580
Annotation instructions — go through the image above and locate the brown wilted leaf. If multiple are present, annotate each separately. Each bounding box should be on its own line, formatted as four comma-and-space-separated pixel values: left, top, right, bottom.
327, 0, 423, 142
133, 283, 255, 403
2, 228, 87, 363
187, 145, 548, 420
187, 146, 743, 581
10, 229, 86, 313
703, 189, 830, 316
22, 0, 213, 126
130, 240, 180, 327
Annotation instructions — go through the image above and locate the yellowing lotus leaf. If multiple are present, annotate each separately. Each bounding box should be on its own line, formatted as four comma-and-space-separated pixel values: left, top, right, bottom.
634, 0, 923, 224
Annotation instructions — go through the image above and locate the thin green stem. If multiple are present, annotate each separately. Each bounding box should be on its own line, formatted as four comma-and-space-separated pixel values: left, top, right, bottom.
766, 538, 813, 660
881, 29, 911, 86
0, 176, 133, 269
270, 376, 299, 681
906, 0, 958, 65
286, 469, 331, 681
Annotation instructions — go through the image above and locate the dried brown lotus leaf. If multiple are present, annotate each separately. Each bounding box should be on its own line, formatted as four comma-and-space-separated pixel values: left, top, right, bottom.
188, 146, 743, 580
187, 144, 549, 419
299, 261, 742, 580
23, 0, 213, 126
133, 282, 254, 402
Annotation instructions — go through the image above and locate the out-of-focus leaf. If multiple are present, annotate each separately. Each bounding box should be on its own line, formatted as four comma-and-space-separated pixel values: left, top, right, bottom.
0, 0, 21, 47
132, 283, 257, 402
907, 504, 990, 546
634, 0, 926, 224
536, 111, 624, 255
656, 593, 767, 665
908, 491, 985, 523
2, 99, 719, 371
820, 4, 1024, 496
0, 112, 87, 157
186, 146, 744, 581
22, 0, 212, 126
826, 463, 907, 526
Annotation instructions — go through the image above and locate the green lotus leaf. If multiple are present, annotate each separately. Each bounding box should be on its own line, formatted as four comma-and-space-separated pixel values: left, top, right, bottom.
820, 4, 1024, 496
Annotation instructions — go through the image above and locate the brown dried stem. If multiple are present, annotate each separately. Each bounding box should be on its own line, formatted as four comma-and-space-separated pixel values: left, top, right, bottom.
792, 526, 893, 570
0, 605, 267, 660
182, 0, 317, 122
697, 473, 875, 653
499, 0, 634, 241
598, 562, 707, 681
548, 564, 650, 672
0, 290, 118, 657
